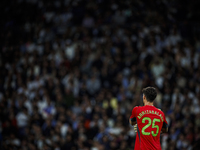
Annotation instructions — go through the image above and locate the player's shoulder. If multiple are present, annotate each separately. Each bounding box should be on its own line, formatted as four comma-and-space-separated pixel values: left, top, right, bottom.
133, 106, 141, 109
155, 107, 162, 111
132, 106, 141, 112
133, 106, 141, 108
142, 106, 163, 112
154, 107, 165, 114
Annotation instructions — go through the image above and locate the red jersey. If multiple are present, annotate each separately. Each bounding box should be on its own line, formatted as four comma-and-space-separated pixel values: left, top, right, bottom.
130, 105, 168, 150
134, 132, 140, 150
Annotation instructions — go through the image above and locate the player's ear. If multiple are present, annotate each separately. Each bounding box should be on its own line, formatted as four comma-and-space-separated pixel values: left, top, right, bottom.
143, 94, 146, 101
142, 95, 145, 105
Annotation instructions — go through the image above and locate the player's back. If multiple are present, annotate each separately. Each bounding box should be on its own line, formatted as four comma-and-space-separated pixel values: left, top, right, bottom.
136, 105, 165, 150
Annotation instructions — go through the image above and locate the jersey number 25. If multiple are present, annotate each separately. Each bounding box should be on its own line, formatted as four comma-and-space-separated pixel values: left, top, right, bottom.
141, 117, 160, 137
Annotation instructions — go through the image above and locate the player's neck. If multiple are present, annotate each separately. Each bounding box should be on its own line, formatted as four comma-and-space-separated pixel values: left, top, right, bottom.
144, 102, 154, 106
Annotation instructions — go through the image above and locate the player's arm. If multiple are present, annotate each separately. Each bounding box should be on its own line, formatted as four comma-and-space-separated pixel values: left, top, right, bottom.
158, 109, 168, 133
129, 106, 138, 126
161, 122, 168, 133
161, 113, 168, 133
129, 117, 136, 126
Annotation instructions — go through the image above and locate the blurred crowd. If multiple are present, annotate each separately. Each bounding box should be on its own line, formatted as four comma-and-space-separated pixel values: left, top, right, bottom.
1, 0, 200, 150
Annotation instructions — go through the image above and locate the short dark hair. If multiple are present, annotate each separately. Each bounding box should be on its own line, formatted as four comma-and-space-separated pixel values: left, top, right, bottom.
142, 87, 157, 102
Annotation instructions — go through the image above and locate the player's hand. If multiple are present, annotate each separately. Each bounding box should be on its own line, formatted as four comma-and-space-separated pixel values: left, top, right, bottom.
134, 124, 137, 133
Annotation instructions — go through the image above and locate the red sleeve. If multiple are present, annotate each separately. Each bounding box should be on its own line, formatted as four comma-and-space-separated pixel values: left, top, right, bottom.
162, 113, 168, 128
163, 113, 168, 124
130, 106, 139, 119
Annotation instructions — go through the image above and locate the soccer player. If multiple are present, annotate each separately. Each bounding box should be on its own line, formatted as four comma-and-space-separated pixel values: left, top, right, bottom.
129, 87, 168, 150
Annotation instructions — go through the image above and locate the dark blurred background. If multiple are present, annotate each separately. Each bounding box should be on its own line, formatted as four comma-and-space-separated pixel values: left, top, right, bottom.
1, 0, 200, 150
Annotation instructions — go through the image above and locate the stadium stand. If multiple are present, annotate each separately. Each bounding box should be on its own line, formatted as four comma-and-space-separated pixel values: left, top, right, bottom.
0, 0, 200, 149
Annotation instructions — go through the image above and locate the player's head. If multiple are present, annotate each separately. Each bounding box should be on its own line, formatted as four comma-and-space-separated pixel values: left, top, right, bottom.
142, 87, 157, 103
